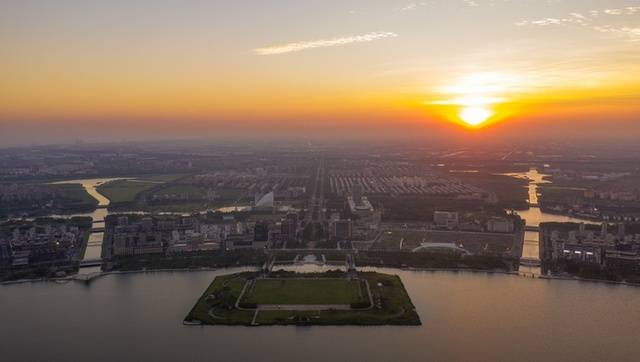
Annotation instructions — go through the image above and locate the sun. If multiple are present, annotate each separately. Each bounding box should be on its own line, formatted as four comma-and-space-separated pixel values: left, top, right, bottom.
427, 72, 517, 129
459, 106, 493, 126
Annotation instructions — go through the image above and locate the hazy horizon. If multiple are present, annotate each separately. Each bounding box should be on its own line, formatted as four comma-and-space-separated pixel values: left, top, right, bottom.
2, 0, 639, 145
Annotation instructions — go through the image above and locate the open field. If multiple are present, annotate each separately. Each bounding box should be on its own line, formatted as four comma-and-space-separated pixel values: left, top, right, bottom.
185, 271, 421, 326
98, 180, 159, 203
96, 174, 188, 204
243, 279, 360, 305
151, 185, 207, 198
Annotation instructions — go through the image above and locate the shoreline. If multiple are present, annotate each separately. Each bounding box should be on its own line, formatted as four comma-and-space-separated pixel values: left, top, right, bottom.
3, 264, 639, 288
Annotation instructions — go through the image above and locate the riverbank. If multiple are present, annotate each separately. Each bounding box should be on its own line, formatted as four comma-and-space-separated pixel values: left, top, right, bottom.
4, 263, 640, 289
4, 263, 640, 362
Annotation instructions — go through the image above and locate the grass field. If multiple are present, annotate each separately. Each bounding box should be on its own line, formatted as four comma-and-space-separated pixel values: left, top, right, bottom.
97, 179, 159, 203
96, 174, 188, 204
243, 279, 361, 305
151, 185, 207, 199
185, 273, 255, 325
133, 174, 188, 182
185, 271, 421, 326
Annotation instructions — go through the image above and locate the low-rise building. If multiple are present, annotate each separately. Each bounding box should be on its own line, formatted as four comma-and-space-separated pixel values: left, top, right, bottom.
331, 219, 352, 240
486, 217, 515, 233
433, 211, 459, 230
539, 222, 640, 275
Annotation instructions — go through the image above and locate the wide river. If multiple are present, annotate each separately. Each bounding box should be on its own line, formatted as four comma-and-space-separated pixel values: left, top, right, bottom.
2, 267, 639, 362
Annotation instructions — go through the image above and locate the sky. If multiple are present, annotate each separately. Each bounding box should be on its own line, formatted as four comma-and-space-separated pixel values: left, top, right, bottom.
1, 0, 640, 145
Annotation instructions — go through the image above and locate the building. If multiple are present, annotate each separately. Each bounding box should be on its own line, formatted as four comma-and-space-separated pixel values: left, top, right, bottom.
486, 217, 515, 233
104, 214, 228, 258
539, 222, 640, 275
0, 218, 91, 274
331, 219, 352, 240
254, 192, 275, 209
347, 184, 374, 215
224, 233, 267, 250
0, 241, 12, 265
433, 211, 459, 230
254, 221, 269, 242
280, 213, 298, 242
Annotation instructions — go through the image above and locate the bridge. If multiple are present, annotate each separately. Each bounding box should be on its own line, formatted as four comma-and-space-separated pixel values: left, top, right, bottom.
519, 257, 541, 267
91, 227, 105, 233
524, 225, 540, 232
79, 258, 103, 268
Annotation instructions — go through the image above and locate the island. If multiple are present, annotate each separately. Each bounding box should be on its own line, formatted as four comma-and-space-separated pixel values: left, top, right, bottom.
184, 270, 421, 326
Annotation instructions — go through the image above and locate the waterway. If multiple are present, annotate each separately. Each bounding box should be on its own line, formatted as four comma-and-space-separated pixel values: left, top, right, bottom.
1, 267, 639, 362
504, 169, 596, 264
52, 178, 128, 264
506, 169, 596, 227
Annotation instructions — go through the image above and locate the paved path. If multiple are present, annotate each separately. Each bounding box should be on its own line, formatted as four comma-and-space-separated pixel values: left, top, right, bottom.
257, 304, 351, 311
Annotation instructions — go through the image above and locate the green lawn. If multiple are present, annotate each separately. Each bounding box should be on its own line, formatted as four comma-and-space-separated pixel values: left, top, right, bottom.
184, 271, 421, 326
97, 174, 191, 204
150, 185, 207, 198
243, 279, 361, 305
56, 184, 100, 205
97, 180, 160, 203
135, 174, 188, 182
185, 273, 255, 325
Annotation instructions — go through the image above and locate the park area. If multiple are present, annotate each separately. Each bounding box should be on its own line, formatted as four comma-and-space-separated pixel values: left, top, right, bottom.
96, 174, 188, 205
243, 278, 361, 305
184, 271, 421, 326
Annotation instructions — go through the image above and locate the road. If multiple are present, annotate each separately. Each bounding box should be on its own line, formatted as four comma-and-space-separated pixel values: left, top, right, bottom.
306, 158, 326, 224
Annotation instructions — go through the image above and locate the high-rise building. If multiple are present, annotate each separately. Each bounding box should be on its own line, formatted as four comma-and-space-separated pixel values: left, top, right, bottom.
117, 216, 129, 226
332, 219, 352, 240
601, 222, 608, 238
0, 241, 11, 262
618, 223, 626, 239
280, 213, 298, 242
254, 221, 269, 242
352, 183, 363, 205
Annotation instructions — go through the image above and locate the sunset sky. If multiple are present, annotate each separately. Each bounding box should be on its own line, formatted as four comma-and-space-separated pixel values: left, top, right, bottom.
1, 0, 640, 144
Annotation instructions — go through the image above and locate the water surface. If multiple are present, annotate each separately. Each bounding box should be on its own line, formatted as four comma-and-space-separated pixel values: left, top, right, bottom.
1, 268, 638, 362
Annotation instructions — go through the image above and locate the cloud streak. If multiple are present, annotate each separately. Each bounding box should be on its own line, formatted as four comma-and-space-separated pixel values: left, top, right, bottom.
515, 6, 640, 41
254, 32, 398, 55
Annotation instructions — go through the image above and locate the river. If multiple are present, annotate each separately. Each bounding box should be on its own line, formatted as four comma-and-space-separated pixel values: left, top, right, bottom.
1, 267, 639, 362
505, 169, 596, 227
503, 169, 596, 264
52, 178, 128, 265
